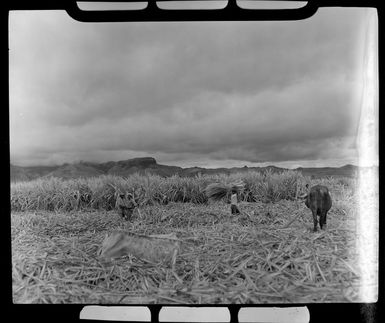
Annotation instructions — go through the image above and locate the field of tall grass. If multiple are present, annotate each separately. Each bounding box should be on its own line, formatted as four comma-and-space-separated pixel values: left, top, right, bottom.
10, 170, 356, 212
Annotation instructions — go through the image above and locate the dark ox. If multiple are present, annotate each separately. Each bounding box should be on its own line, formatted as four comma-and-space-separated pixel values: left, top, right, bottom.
115, 192, 137, 221
301, 184, 332, 232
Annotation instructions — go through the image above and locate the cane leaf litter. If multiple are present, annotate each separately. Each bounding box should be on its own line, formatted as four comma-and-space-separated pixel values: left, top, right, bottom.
11, 171, 366, 303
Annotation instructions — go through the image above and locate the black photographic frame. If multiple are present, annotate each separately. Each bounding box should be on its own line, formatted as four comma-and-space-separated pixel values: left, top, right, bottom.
3, 1, 383, 322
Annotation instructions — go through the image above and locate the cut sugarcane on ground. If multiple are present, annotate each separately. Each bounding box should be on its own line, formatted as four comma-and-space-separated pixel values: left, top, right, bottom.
11, 196, 366, 303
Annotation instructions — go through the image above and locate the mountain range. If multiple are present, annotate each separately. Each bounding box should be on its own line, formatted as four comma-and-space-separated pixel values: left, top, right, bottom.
10, 157, 360, 182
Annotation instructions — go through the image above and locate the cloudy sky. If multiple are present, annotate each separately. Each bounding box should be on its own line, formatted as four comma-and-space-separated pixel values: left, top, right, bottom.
9, 7, 377, 168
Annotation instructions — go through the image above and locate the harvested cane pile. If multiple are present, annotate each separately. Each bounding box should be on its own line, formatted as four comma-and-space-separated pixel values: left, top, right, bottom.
11, 194, 367, 304
205, 181, 245, 201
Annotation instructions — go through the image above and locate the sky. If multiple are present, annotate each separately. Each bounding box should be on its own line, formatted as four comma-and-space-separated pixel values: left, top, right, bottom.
9, 7, 378, 169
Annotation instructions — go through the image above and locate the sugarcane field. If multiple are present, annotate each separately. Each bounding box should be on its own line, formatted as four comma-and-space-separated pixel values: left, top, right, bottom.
11, 170, 378, 304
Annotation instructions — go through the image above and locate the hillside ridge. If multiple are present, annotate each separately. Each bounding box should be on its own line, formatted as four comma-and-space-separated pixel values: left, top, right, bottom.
10, 157, 361, 182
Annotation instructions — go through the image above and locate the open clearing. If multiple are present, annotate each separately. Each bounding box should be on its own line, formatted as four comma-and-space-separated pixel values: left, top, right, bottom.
11, 199, 365, 304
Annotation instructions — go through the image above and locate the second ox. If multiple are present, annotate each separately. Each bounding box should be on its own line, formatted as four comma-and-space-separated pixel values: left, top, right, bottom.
300, 184, 332, 232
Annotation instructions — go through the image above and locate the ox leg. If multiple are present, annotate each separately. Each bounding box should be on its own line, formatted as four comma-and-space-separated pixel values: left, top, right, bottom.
121, 208, 127, 220
311, 209, 318, 232
121, 207, 130, 221
118, 207, 125, 220
127, 208, 134, 221
320, 211, 327, 230
319, 213, 324, 230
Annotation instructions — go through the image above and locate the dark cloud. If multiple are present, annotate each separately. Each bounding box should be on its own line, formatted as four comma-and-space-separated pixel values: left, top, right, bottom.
10, 8, 374, 167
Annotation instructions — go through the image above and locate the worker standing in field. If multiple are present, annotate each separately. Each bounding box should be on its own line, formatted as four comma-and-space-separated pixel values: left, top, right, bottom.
230, 189, 240, 215
205, 181, 244, 215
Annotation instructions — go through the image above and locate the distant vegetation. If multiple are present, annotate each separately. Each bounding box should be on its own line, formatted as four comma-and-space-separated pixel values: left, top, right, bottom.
10, 157, 359, 182
11, 170, 356, 212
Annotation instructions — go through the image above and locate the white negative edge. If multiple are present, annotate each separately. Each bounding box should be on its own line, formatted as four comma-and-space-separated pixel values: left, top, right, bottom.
159, 307, 230, 322
356, 8, 379, 303
238, 307, 310, 323
80, 306, 151, 321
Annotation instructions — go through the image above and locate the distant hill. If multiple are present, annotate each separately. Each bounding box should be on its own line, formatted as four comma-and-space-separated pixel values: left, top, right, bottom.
296, 164, 359, 178
44, 163, 105, 180
10, 164, 58, 182
10, 157, 360, 182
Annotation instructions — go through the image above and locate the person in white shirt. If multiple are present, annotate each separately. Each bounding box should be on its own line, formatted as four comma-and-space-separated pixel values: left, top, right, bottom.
230, 189, 240, 215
